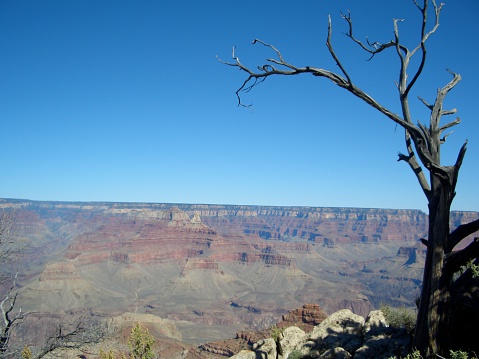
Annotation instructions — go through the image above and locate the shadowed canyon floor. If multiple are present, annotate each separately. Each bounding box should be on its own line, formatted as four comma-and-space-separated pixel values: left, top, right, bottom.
1, 199, 478, 353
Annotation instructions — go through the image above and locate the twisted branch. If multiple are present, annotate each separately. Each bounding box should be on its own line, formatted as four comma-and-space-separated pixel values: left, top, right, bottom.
218, 0, 463, 197
444, 238, 479, 278
340, 10, 404, 60
449, 219, 479, 253
1, 272, 28, 356
397, 130, 431, 198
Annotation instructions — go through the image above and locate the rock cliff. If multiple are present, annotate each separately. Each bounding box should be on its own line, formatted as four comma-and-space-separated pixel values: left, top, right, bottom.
1, 198, 477, 347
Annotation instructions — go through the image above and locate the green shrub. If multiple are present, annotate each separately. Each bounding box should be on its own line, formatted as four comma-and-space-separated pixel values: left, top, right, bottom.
404, 350, 422, 359
449, 349, 478, 359
21, 346, 32, 359
389, 349, 478, 359
100, 348, 129, 358
289, 352, 316, 359
100, 322, 156, 359
288, 350, 303, 359
270, 325, 283, 341
128, 322, 156, 359
100, 348, 116, 359
380, 305, 416, 333
465, 260, 479, 279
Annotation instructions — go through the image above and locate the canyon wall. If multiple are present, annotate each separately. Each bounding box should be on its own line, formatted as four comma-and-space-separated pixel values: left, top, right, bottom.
1, 198, 478, 346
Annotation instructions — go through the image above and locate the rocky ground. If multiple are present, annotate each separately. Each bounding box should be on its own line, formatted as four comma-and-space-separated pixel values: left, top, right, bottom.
230, 308, 412, 359
21, 306, 412, 358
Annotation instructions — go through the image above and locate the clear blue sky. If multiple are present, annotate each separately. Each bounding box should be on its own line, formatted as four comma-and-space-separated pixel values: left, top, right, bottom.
1, 1, 478, 212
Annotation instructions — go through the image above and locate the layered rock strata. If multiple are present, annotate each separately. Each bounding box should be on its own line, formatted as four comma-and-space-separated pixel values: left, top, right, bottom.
2, 199, 478, 347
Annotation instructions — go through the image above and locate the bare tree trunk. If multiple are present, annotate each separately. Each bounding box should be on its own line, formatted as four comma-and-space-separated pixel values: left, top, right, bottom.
415, 175, 453, 356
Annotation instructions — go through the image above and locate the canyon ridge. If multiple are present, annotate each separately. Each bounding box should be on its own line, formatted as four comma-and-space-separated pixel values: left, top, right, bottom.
1, 198, 478, 355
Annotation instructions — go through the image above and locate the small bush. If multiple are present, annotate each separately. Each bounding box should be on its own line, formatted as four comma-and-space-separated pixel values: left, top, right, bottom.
100, 322, 156, 359
380, 305, 416, 333
128, 322, 156, 359
100, 348, 116, 359
270, 325, 283, 341
287, 350, 302, 359
389, 349, 478, 359
289, 352, 316, 359
465, 260, 479, 279
21, 346, 32, 359
449, 349, 478, 359
404, 350, 422, 359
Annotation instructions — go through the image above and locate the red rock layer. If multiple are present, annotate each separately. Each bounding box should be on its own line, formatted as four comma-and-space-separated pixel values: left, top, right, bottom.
279, 304, 328, 331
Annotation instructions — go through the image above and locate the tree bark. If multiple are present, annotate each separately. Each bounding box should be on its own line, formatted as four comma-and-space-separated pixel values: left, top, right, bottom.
414, 173, 453, 356
433, 191, 451, 354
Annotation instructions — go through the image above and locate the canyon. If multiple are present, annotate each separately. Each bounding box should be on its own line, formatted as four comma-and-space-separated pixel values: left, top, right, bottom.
1, 198, 478, 355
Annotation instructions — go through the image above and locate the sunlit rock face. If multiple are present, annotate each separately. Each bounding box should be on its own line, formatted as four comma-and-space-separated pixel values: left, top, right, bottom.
2, 198, 478, 345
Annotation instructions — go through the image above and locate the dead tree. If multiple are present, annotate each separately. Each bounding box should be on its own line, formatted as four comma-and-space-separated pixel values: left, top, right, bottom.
0, 273, 27, 358
35, 316, 104, 358
1, 211, 103, 357
219, 0, 479, 356
0, 211, 27, 358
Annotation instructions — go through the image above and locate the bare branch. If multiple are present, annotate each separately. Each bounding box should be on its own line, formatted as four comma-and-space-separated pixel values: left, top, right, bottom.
36, 317, 105, 358
444, 238, 479, 278
418, 96, 433, 110
439, 117, 461, 133
451, 140, 468, 194
412, 0, 424, 11
327, 16, 352, 85
441, 108, 457, 117
450, 257, 479, 294
417, 121, 431, 144
218, 41, 427, 143
393, 18, 407, 65
1, 272, 28, 357
340, 10, 401, 60
440, 131, 453, 144
252, 39, 285, 63
405, 0, 443, 96
397, 130, 431, 198
430, 71, 462, 131
449, 219, 479, 253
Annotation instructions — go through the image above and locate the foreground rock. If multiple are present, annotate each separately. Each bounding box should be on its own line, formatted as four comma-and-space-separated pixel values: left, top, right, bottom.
230, 309, 411, 359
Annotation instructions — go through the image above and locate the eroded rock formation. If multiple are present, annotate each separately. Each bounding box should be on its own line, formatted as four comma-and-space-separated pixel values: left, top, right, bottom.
2, 199, 477, 347
279, 304, 328, 332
